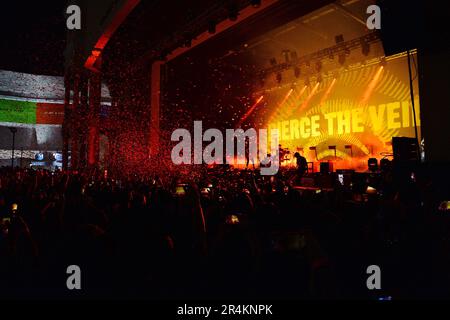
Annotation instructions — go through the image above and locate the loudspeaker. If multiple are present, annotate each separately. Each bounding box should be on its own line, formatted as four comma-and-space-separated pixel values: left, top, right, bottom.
377, 0, 424, 56
380, 158, 392, 171
320, 161, 333, 174
392, 137, 419, 163
368, 158, 378, 172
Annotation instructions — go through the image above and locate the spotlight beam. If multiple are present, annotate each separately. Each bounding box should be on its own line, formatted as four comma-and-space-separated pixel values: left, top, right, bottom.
298, 82, 319, 111
319, 78, 337, 106
237, 95, 264, 127
285, 85, 308, 118
269, 88, 296, 122
360, 66, 384, 105
279, 88, 293, 107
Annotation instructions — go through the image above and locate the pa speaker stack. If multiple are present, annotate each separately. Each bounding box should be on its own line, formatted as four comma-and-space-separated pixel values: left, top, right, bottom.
392, 137, 419, 184
392, 137, 419, 164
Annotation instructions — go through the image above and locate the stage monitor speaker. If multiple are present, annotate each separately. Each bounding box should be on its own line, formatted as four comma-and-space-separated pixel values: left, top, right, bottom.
377, 0, 423, 56
392, 137, 419, 163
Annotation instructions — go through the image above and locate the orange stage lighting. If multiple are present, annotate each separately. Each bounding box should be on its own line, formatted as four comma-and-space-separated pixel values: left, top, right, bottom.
291, 84, 307, 105
279, 88, 294, 107
319, 78, 337, 106
267, 87, 299, 124
360, 66, 384, 105
298, 82, 319, 111
296, 85, 308, 100
280, 85, 308, 120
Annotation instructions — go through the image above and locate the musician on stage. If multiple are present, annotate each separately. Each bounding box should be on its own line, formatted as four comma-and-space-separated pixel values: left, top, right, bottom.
245, 138, 255, 169
294, 151, 308, 177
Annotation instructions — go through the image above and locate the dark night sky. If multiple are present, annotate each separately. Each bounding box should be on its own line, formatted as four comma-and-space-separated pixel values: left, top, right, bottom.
0, 1, 66, 76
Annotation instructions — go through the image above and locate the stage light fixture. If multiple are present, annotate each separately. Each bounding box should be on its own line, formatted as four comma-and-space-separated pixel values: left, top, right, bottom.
315, 61, 322, 73
294, 67, 301, 78
361, 38, 370, 56
368, 158, 378, 172
380, 57, 387, 67
290, 51, 298, 61
305, 77, 310, 86
335, 34, 345, 44
276, 73, 282, 84
282, 50, 290, 63
251, 0, 261, 8
269, 58, 277, 66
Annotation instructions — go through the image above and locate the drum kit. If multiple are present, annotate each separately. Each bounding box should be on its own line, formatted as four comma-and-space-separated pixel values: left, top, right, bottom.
279, 145, 307, 166
279, 146, 292, 163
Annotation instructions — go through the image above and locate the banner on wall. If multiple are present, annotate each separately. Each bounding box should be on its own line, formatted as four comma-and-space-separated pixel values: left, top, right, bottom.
0, 99, 37, 124
36, 103, 65, 125
0, 98, 64, 125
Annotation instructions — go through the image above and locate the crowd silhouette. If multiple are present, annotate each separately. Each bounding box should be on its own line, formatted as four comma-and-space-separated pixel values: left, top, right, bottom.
0, 164, 449, 300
